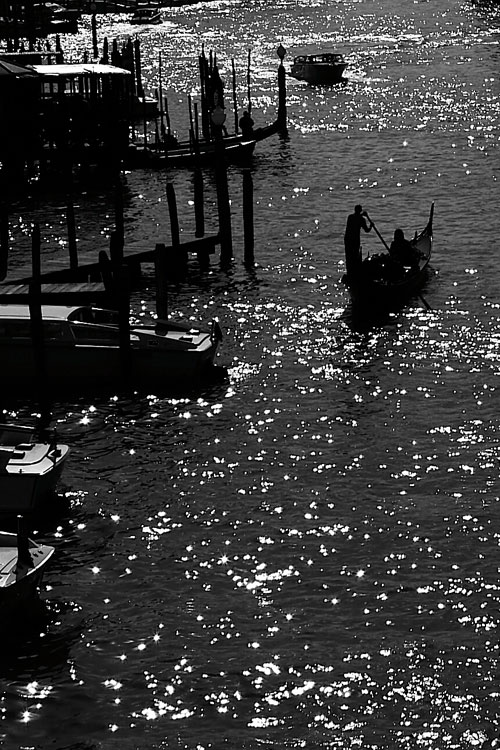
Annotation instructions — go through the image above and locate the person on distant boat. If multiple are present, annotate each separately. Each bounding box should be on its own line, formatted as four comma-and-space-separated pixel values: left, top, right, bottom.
239, 110, 255, 139
389, 228, 418, 267
344, 204, 373, 277
163, 131, 179, 149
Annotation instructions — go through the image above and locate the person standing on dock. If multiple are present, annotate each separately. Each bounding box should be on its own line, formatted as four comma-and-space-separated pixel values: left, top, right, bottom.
344, 204, 373, 277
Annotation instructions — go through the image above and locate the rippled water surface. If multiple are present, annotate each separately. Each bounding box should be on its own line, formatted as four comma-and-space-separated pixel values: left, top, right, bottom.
2, 0, 500, 748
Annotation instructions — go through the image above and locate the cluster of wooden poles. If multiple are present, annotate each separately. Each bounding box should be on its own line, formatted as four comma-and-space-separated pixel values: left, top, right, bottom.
0, 149, 257, 299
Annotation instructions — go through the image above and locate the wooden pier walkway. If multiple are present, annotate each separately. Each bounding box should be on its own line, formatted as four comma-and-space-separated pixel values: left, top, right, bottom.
0, 234, 220, 305
0, 282, 107, 305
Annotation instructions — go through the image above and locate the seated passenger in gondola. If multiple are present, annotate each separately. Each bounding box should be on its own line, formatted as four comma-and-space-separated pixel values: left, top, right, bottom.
389, 228, 419, 268
239, 110, 255, 139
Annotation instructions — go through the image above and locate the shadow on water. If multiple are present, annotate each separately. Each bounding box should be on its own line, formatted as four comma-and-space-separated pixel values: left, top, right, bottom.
341, 301, 399, 333
0, 364, 230, 410
341, 281, 435, 334
0, 596, 81, 677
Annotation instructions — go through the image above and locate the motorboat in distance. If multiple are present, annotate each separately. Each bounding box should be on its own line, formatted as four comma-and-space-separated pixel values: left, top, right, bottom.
290, 52, 348, 85
129, 6, 162, 24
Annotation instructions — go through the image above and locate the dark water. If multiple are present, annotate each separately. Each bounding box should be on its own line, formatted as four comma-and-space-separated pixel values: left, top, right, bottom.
2, 0, 500, 747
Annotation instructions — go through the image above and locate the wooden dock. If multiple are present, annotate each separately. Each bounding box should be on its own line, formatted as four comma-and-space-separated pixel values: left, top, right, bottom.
0, 282, 108, 305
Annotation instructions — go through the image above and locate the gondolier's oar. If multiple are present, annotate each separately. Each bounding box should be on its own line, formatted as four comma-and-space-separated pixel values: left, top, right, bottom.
365, 213, 390, 252
418, 293, 432, 311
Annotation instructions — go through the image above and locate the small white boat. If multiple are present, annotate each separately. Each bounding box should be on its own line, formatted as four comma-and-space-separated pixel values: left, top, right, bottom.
0, 526, 54, 616
0, 424, 69, 513
0, 304, 222, 390
290, 52, 348, 85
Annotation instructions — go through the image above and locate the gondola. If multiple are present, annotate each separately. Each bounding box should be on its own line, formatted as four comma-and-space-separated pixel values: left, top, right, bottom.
342, 203, 434, 312
124, 119, 283, 170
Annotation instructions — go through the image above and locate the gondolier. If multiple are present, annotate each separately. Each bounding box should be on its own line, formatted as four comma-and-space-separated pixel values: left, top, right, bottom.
344, 204, 373, 277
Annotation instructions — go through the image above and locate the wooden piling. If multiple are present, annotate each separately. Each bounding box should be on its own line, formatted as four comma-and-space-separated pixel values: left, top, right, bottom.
166, 182, 180, 249
114, 178, 125, 249
109, 230, 124, 269
0, 202, 8, 282
28, 282, 47, 391
31, 223, 41, 281
98, 250, 114, 297
278, 60, 287, 131
134, 38, 144, 97
246, 49, 252, 115
231, 58, 238, 134
243, 169, 254, 267
116, 265, 131, 373
165, 181, 188, 278
91, 13, 98, 59
66, 196, 78, 271
214, 137, 233, 266
154, 242, 168, 320
194, 166, 205, 239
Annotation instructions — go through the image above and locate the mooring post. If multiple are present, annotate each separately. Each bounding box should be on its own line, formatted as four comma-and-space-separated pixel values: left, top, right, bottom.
114, 176, 125, 250
29, 280, 46, 386
277, 44, 288, 132
246, 49, 252, 115
66, 195, 78, 272
194, 166, 205, 239
98, 250, 114, 299
117, 264, 131, 373
214, 144, 232, 265
31, 222, 41, 281
109, 230, 124, 270
243, 169, 254, 267
231, 58, 238, 134
166, 181, 187, 277
134, 37, 144, 98
0, 202, 9, 281
154, 242, 168, 321
211, 107, 232, 266
91, 12, 98, 59
29, 225, 46, 389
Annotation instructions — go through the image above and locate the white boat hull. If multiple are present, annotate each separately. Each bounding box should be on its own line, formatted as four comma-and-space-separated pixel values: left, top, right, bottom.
0, 430, 69, 512
0, 531, 54, 615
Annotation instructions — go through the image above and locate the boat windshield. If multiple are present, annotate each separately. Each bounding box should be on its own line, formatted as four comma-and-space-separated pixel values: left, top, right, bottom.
295, 53, 344, 64
68, 308, 119, 325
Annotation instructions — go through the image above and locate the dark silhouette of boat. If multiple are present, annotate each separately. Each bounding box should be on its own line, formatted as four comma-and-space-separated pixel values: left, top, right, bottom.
290, 52, 347, 85
342, 203, 434, 313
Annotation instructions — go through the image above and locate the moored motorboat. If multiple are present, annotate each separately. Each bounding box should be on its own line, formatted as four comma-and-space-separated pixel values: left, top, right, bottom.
0, 524, 54, 616
0, 424, 69, 513
290, 52, 348, 85
342, 203, 434, 313
0, 304, 222, 390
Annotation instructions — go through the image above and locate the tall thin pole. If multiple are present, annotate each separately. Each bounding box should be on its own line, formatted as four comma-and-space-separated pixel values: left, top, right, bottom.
247, 49, 251, 114
231, 58, 238, 134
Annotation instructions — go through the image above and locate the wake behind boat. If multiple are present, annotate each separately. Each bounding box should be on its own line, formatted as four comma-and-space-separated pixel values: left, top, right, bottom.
0, 304, 223, 391
342, 203, 434, 312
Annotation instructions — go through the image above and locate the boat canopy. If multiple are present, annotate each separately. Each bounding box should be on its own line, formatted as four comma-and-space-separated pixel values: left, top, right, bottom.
31, 63, 132, 78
